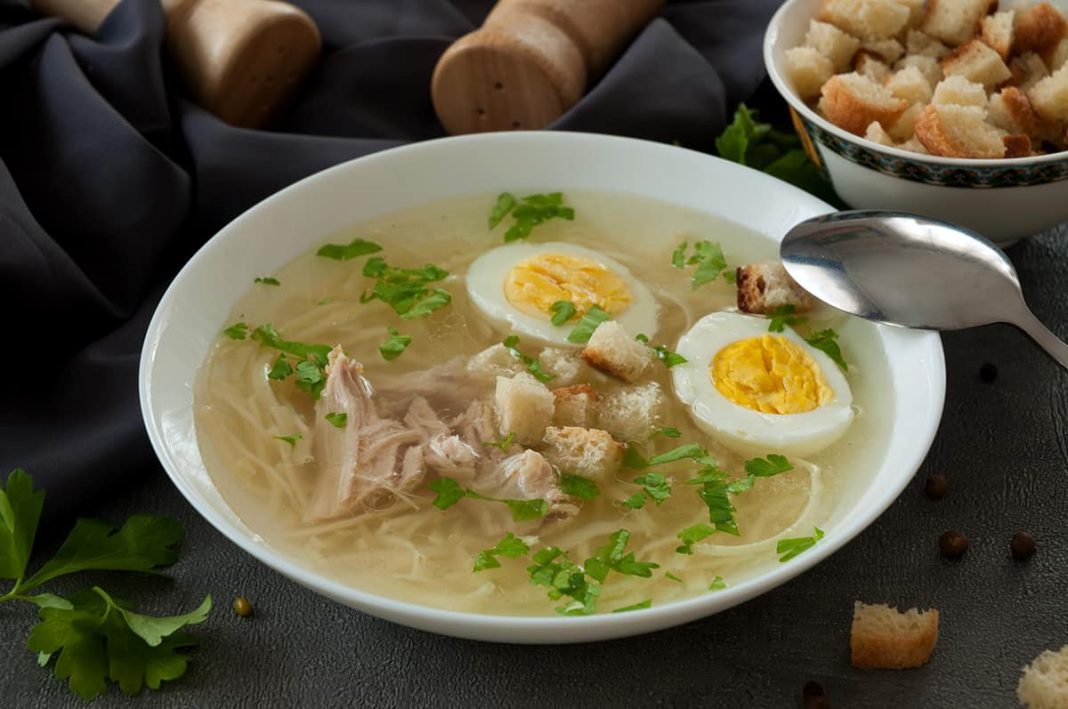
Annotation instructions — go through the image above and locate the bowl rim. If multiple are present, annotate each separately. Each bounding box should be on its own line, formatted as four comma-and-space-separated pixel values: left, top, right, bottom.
139, 131, 946, 643
763, 0, 1068, 169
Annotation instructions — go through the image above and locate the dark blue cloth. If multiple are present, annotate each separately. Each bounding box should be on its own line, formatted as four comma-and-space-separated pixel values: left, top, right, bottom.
0, 0, 781, 522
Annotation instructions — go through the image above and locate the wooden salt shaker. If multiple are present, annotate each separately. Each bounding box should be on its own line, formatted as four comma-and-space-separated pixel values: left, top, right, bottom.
432, 0, 665, 135
29, 0, 321, 128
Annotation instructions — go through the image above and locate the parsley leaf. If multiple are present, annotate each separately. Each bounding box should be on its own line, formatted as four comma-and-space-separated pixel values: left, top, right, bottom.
744, 454, 793, 478
612, 599, 652, 613
490, 192, 575, 242
686, 466, 740, 536
316, 237, 382, 261
622, 443, 649, 470
636, 334, 687, 368
708, 575, 727, 591
0, 469, 44, 582
378, 327, 412, 361
473, 532, 530, 572
430, 478, 549, 522
621, 493, 647, 510
675, 523, 716, 555
267, 354, 293, 381
429, 478, 466, 511
665, 571, 683, 583
806, 329, 848, 371
559, 475, 600, 501
648, 444, 712, 467
223, 322, 248, 340
484, 432, 516, 452
294, 360, 326, 400
502, 335, 555, 383
777, 527, 825, 562
566, 306, 611, 344
550, 300, 577, 326
360, 257, 451, 320
324, 412, 347, 428
767, 304, 808, 333
253, 277, 280, 286
653, 427, 682, 439
671, 241, 730, 288
250, 324, 332, 399
274, 433, 302, 447
527, 547, 600, 616
501, 499, 550, 522
631, 472, 671, 507
671, 242, 688, 269
584, 529, 659, 582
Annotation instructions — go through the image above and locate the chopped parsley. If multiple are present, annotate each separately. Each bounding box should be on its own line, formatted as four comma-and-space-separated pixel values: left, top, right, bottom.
635, 333, 687, 368
566, 305, 611, 344
806, 329, 848, 371
484, 432, 516, 452
429, 478, 548, 522
527, 547, 599, 615
685, 454, 795, 538
767, 304, 807, 333
744, 454, 793, 478
622, 443, 650, 470
316, 237, 382, 261
612, 599, 652, 613
621, 493, 647, 510
583, 529, 659, 582
708, 576, 727, 591
502, 335, 555, 383
253, 277, 280, 286
777, 527, 825, 562
378, 327, 412, 361
665, 571, 683, 583
626, 472, 671, 508
648, 444, 714, 467
473, 533, 530, 572
223, 322, 248, 340
360, 257, 451, 320
671, 240, 730, 288
675, 523, 716, 554
559, 475, 600, 501
653, 427, 682, 439
324, 412, 347, 428
489, 191, 575, 242
273, 433, 302, 447
550, 300, 577, 326
267, 354, 293, 380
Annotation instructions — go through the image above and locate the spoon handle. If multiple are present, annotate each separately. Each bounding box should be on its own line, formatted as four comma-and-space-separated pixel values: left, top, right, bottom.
1012, 310, 1068, 371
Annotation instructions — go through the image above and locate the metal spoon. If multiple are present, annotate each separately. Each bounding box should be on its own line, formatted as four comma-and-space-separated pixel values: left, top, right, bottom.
780, 210, 1068, 370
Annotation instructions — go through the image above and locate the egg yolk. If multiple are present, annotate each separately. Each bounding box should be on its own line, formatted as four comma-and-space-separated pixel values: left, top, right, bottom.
711, 335, 832, 414
503, 253, 632, 319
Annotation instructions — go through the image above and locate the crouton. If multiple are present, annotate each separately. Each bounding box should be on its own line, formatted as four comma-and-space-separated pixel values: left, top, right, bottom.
581, 321, 654, 383
887, 101, 925, 140
1003, 133, 1033, 157
921, 0, 996, 47
1046, 38, 1068, 71
1011, 52, 1052, 91
865, 120, 896, 145
980, 11, 1015, 59
1028, 64, 1068, 121
805, 19, 862, 72
886, 65, 934, 103
1017, 645, 1068, 709
899, 135, 930, 153
988, 86, 1060, 141
932, 74, 988, 106
539, 347, 590, 387
855, 50, 893, 82
907, 29, 951, 59
1014, 3, 1067, 56
914, 103, 1007, 157
494, 373, 554, 446
541, 426, 624, 480
896, 54, 945, 86
736, 261, 817, 314
820, 72, 909, 134
467, 343, 524, 380
862, 37, 906, 63
850, 602, 940, 669
597, 382, 663, 442
786, 47, 836, 99
941, 39, 1012, 89
897, 0, 927, 29
551, 384, 600, 428
819, 0, 911, 41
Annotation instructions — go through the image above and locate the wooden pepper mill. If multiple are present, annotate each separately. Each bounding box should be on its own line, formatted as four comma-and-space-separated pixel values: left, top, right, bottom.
29, 0, 321, 128
432, 0, 665, 135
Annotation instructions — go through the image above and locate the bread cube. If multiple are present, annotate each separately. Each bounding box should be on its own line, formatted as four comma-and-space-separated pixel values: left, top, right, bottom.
922, 0, 997, 47
865, 121, 895, 145
897, 0, 927, 29
862, 38, 905, 63
820, 72, 909, 135
1046, 38, 1068, 71
819, 0, 911, 41
597, 382, 663, 443
1010, 52, 1052, 92
805, 19, 862, 72
786, 47, 835, 99
850, 602, 939, 669
980, 11, 1015, 59
906, 29, 950, 59
1002, 134, 1033, 157
1017, 645, 1068, 709
541, 426, 624, 480
1028, 64, 1068, 122
887, 101, 925, 141
988, 86, 1060, 142
539, 347, 590, 387
898, 136, 930, 153
551, 383, 600, 428
932, 75, 988, 107
886, 66, 934, 104
855, 51, 893, 82
1014, 2, 1067, 56
914, 103, 1007, 157
736, 261, 817, 314
941, 39, 1012, 89
896, 54, 945, 87
581, 321, 654, 383
494, 373, 554, 446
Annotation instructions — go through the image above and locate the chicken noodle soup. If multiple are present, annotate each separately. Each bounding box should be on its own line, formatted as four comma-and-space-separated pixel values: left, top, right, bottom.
195, 192, 893, 616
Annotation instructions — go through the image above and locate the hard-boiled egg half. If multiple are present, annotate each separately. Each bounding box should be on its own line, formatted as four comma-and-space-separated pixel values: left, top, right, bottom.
466, 242, 658, 346
671, 312, 853, 457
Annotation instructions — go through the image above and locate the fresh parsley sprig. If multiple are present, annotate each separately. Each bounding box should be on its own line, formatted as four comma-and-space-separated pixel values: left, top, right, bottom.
473, 533, 530, 572
502, 335, 555, 383
378, 327, 412, 361
429, 478, 548, 522
671, 240, 731, 288
682, 454, 796, 543
251, 324, 332, 400
527, 547, 600, 615
621, 472, 671, 510
360, 257, 452, 320
777, 527, 825, 562
0, 470, 211, 701
490, 192, 575, 242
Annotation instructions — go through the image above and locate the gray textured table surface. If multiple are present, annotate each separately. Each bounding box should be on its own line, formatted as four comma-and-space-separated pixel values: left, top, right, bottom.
3, 226, 1067, 709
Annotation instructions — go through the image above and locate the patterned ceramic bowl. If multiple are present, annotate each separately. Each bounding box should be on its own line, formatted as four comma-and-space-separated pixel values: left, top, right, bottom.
764, 0, 1068, 245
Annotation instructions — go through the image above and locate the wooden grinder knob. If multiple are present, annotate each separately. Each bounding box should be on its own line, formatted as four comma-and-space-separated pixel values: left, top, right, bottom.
29, 0, 321, 129
432, 0, 664, 135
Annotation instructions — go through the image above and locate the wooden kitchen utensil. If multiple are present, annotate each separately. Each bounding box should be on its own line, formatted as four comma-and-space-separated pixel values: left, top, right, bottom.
30, 0, 321, 128
432, 0, 664, 135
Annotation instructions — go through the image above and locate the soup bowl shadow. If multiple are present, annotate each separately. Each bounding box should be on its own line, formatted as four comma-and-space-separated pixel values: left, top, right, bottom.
140, 132, 945, 643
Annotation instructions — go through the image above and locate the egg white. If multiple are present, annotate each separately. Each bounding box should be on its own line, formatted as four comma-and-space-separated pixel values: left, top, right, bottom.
671, 312, 854, 457
465, 241, 658, 346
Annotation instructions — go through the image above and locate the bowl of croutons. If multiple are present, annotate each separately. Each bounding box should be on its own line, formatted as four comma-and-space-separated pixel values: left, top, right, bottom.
765, 0, 1068, 244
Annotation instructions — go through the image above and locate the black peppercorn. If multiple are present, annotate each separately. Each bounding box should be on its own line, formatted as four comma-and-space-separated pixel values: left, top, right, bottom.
939, 531, 969, 559
979, 362, 998, 382
924, 473, 948, 500
803, 681, 830, 709
1011, 531, 1036, 561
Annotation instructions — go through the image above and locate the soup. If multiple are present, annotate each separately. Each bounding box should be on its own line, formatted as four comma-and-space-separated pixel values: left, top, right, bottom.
195, 191, 893, 616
